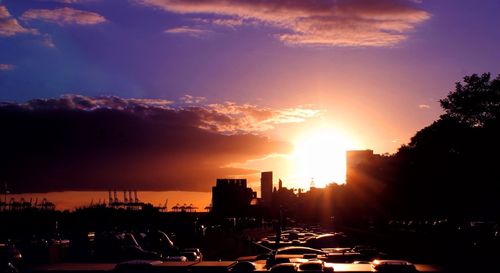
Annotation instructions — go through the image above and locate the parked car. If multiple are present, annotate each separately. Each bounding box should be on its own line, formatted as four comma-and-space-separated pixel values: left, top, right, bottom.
0, 243, 22, 273
371, 260, 416, 272
269, 263, 299, 273
229, 261, 256, 272
93, 232, 160, 262
182, 248, 202, 261
297, 260, 334, 272
277, 246, 326, 256
305, 234, 352, 249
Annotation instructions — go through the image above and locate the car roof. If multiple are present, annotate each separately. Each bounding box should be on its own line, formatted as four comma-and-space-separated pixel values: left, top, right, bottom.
278, 246, 322, 251
271, 263, 298, 268
315, 233, 338, 238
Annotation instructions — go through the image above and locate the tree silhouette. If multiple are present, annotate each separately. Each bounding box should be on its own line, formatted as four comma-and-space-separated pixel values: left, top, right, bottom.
440, 73, 500, 128
386, 73, 500, 219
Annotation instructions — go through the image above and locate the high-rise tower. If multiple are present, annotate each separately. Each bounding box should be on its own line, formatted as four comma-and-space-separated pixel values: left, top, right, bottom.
261, 171, 273, 206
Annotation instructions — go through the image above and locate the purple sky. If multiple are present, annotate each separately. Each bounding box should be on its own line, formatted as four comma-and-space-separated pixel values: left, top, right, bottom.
1, 0, 500, 192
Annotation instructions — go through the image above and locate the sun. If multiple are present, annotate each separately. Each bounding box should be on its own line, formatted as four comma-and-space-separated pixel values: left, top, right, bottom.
291, 128, 356, 188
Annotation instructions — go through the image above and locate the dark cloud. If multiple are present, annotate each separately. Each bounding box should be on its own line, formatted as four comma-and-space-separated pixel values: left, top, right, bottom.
0, 95, 302, 193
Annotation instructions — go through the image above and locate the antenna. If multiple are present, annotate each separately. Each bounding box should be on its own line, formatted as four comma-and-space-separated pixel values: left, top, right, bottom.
3, 181, 9, 204
108, 190, 113, 204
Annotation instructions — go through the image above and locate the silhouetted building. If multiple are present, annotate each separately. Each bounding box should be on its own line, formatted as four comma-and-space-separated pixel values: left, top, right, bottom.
345, 150, 389, 221
261, 171, 273, 206
346, 150, 374, 187
212, 178, 256, 216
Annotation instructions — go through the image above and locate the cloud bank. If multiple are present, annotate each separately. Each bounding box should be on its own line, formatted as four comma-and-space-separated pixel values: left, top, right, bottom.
0, 95, 318, 193
136, 0, 430, 46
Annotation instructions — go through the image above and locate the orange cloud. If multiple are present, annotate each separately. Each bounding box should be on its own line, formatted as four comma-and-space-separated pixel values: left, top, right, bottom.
164, 26, 212, 37
212, 18, 243, 28
0, 5, 38, 36
135, 0, 430, 46
21, 7, 106, 25
202, 102, 321, 133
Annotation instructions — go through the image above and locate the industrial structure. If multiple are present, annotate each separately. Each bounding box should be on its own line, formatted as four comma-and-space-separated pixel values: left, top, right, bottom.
0, 197, 55, 211
107, 189, 145, 210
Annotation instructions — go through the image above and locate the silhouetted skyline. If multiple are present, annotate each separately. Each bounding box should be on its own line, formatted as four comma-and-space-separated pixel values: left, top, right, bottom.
1, 0, 500, 193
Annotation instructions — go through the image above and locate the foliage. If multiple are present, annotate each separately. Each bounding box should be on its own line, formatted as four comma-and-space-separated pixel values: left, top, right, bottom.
388, 73, 500, 218
440, 73, 500, 127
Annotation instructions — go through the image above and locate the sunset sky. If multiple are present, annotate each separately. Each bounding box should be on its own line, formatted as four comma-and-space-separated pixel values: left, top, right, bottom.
1, 0, 500, 195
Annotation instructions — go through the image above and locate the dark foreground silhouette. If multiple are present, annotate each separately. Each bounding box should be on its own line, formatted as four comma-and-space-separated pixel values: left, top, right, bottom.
1, 73, 500, 272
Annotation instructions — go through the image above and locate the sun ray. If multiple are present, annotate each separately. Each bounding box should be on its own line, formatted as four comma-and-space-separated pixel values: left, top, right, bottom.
291, 127, 358, 188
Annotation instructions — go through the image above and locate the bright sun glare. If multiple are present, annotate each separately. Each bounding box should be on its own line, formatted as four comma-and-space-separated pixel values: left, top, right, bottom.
291, 128, 356, 188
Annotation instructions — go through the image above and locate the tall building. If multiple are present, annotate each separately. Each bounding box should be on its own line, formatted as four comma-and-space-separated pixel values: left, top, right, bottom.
211, 178, 256, 216
346, 150, 389, 218
346, 150, 374, 187
261, 171, 273, 206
